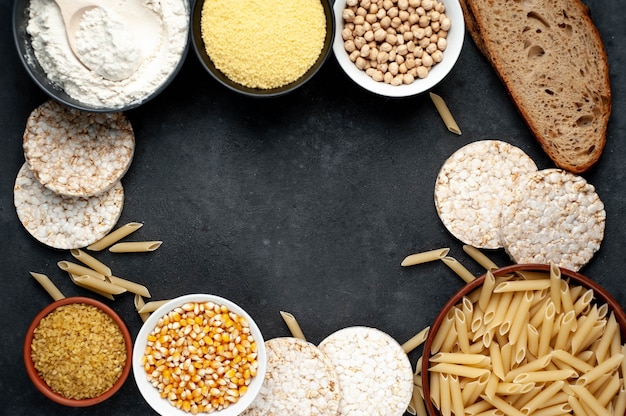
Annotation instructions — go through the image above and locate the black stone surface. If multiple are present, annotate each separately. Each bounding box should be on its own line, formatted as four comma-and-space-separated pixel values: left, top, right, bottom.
1, 0, 625, 414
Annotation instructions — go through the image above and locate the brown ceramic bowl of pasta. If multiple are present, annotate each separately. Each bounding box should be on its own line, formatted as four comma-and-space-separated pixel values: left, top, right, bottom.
191, 0, 335, 97
420, 264, 626, 416
24, 296, 132, 407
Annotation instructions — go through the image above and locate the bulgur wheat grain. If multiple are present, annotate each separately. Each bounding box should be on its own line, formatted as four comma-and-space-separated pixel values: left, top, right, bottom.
30, 303, 127, 400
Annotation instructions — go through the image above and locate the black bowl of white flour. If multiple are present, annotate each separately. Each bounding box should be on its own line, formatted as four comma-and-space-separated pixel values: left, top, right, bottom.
13, 0, 190, 112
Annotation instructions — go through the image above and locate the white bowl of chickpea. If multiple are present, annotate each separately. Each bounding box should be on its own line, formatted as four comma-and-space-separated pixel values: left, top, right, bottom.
333, 0, 464, 97
132, 294, 267, 416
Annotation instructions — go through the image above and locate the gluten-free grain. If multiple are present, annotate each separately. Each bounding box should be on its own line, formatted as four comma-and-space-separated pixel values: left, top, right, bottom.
200, 0, 326, 89
30, 303, 127, 400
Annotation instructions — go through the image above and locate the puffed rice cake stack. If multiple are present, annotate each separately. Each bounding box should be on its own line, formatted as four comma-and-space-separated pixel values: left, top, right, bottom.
14, 100, 134, 249
434, 140, 605, 271
241, 337, 340, 416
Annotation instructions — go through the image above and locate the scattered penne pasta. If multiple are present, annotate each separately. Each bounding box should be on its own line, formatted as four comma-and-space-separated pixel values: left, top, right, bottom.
402, 326, 430, 354
429, 92, 461, 135
401, 248, 450, 267
134, 294, 151, 322
137, 299, 172, 314
72, 275, 127, 295
108, 241, 163, 253
87, 222, 144, 251
70, 248, 112, 276
279, 311, 306, 340
107, 275, 151, 298
462, 245, 498, 272
30, 272, 65, 301
441, 256, 476, 283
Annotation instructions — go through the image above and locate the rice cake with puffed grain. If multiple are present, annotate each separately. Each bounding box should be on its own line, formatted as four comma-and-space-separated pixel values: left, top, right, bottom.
501, 168, 605, 272
434, 140, 538, 249
14, 163, 124, 250
318, 326, 413, 416
241, 337, 339, 416
23, 100, 134, 197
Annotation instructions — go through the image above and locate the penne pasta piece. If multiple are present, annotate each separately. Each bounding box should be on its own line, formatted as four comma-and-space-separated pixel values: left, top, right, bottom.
108, 241, 163, 253
70, 248, 112, 276
509, 290, 533, 345
576, 353, 624, 386
429, 363, 491, 379
279, 311, 306, 340
72, 275, 127, 295
514, 271, 549, 280
439, 373, 452, 416
527, 323, 539, 358
612, 387, 626, 416
595, 372, 620, 407
134, 294, 151, 322
488, 291, 513, 331
594, 312, 618, 363
471, 305, 485, 333
560, 279, 575, 314
571, 305, 599, 355
567, 395, 589, 416
568, 384, 610, 416
441, 256, 476, 283
441, 314, 460, 353
573, 289, 594, 316
549, 263, 562, 314
512, 369, 578, 384
402, 326, 430, 354
482, 294, 500, 328
430, 370, 441, 410
68, 273, 114, 300
513, 320, 528, 364
478, 270, 496, 313
462, 297, 473, 331
463, 373, 490, 406
464, 399, 493, 415
411, 384, 427, 416
520, 380, 565, 415
553, 310, 576, 351
137, 299, 172, 314
57, 260, 107, 280
455, 308, 471, 353
462, 245, 499, 271
505, 353, 552, 382
87, 222, 144, 251
480, 394, 525, 416
429, 92, 462, 135
430, 352, 491, 367
401, 248, 450, 266
493, 279, 551, 293
530, 402, 572, 416
500, 291, 524, 336
30, 272, 65, 301
537, 301, 556, 357
488, 342, 505, 381
449, 374, 465, 416
107, 275, 151, 298
551, 349, 594, 374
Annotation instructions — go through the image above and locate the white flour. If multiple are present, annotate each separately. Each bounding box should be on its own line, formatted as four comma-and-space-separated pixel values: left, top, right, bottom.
74, 6, 143, 82
27, 0, 189, 109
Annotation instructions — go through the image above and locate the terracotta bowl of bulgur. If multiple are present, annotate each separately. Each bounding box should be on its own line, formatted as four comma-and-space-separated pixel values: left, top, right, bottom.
23, 297, 132, 407
132, 293, 267, 416
191, 0, 335, 97
420, 264, 626, 416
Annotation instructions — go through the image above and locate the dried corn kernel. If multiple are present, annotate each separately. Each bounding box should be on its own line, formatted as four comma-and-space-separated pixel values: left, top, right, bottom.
143, 301, 259, 413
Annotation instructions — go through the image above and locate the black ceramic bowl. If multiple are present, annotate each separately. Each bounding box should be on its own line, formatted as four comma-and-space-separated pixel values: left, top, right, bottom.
191, 0, 335, 98
12, 0, 190, 112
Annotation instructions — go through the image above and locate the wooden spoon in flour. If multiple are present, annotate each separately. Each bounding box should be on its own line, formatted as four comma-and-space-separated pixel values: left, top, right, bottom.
53, 0, 143, 81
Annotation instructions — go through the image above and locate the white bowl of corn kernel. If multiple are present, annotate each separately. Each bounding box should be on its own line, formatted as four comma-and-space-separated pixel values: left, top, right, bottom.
333, 0, 464, 97
132, 294, 267, 416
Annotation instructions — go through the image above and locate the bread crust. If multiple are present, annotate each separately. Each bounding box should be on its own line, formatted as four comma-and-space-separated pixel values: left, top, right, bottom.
461, 0, 611, 173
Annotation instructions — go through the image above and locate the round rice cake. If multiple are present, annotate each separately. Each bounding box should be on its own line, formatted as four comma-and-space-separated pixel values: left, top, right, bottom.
318, 327, 413, 416
434, 140, 538, 249
23, 100, 134, 197
241, 337, 339, 416
14, 163, 124, 250
501, 169, 605, 272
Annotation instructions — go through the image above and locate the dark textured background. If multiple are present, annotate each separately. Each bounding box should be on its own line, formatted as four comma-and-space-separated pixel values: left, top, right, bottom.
1, 0, 624, 414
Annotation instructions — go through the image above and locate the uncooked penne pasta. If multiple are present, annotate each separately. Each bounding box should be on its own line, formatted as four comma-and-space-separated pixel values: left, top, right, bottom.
576, 353, 624, 386
430, 371, 441, 410
449, 374, 465, 416
455, 308, 471, 353
69, 273, 115, 300
537, 301, 556, 356
571, 305, 599, 354
504, 353, 552, 382
401, 248, 450, 266
429, 92, 461, 135
279, 311, 306, 340
30, 272, 65, 301
551, 349, 594, 373
520, 380, 565, 415
57, 260, 106, 280
431, 308, 456, 354
568, 384, 610, 416
478, 270, 496, 312
109, 241, 163, 253
70, 248, 112, 276
72, 275, 127, 295
87, 222, 144, 251
137, 299, 172, 314
513, 369, 578, 384
464, 399, 492, 415
560, 279, 575, 314
430, 352, 490, 367
429, 363, 490, 379
134, 294, 151, 322
549, 262, 562, 314
462, 245, 498, 271
402, 326, 430, 354
508, 290, 533, 345
107, 275, 151, 298
480, 394, 524, 416
411, 384, 427, 416
441, 256, 475, 283
567, 395, 589, 416
493, 279, 551, 293
553, 310, 576, 351
438, 373, 452, 416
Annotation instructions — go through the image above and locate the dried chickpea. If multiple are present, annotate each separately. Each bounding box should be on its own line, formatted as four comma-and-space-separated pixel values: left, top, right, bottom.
142, 301, 260, 414
342, 0, 450, 85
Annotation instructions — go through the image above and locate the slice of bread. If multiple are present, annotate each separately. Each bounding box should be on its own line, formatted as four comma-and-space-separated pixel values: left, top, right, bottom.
460, 0, 611, 173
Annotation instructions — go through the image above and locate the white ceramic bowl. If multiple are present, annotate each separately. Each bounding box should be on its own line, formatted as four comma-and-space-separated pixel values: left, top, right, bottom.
333, 0, 464, 97
133, 294, 267, 416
